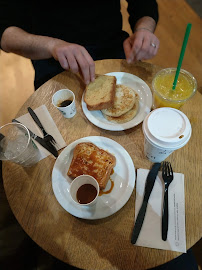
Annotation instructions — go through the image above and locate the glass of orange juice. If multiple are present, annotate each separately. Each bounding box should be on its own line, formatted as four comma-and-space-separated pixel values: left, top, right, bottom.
152, 68, 197, 109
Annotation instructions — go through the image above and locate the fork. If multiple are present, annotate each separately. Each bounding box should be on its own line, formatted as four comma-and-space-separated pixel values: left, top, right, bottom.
161, 161, 174, 241
27, 107, 58, 150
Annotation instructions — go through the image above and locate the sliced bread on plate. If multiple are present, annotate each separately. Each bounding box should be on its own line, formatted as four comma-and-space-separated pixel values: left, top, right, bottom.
84, 75, 116, 110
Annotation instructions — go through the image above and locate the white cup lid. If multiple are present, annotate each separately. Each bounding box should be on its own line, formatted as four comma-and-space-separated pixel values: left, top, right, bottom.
143, 108, 192, 149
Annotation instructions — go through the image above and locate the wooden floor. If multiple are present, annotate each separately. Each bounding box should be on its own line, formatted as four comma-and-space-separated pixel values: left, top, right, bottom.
0, 0, 201, 126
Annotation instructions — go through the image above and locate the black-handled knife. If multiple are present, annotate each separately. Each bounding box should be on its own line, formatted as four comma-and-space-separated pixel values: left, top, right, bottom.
131, 163, 161, 244
12, 119, 58, 158
27, 107, 47, 136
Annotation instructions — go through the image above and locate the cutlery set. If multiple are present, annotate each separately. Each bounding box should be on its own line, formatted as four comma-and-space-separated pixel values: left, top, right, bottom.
131, 161, 174, 244
12, 107, 58, 158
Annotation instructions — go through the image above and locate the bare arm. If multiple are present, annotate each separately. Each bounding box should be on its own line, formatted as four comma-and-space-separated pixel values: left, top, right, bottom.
1, 26, 95, 84
1, 26, 55, 59
123, 16, 160, 62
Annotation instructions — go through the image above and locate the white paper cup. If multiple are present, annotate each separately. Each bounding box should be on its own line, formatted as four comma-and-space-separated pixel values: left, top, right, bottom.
142, 107, 192, 162
69, 175, 99, 206
52, 89, 76, 118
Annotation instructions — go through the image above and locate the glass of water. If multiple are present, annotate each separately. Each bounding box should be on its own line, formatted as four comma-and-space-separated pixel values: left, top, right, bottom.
0, 122, 40, 167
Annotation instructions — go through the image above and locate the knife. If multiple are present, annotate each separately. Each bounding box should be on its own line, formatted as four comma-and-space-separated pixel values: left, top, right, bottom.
131, 163, 161, 244
27, 107, 48, 137
12, 119, 58, 158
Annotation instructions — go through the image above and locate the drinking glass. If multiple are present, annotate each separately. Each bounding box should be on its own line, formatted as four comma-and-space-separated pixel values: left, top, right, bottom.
0, 122, 40, 167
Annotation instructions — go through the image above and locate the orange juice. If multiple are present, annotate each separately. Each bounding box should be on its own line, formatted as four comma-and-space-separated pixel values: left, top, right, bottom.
152, 68, 197, 109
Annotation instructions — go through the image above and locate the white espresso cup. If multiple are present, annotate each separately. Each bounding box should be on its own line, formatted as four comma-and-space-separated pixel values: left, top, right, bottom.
142, 107, 192, 162
52, 89, 76, 118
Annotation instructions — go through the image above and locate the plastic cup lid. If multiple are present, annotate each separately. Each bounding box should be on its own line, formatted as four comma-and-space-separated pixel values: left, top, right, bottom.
143, 108, 192, 149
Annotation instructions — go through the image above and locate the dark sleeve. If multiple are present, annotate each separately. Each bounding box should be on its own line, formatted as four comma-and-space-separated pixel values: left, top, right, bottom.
126, 0, 159, 32
0, 0, 31, 48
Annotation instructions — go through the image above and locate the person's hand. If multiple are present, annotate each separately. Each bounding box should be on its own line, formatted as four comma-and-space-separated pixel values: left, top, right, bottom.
123, 29, 160, 63
50, 39, 95, 84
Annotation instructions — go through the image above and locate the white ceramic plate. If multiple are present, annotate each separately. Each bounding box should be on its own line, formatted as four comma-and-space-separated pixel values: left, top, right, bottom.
52, 136, 136, 220
81, 72, 152, 131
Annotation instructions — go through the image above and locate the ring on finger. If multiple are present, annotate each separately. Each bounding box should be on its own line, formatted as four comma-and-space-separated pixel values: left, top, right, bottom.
150, 42, 157, 48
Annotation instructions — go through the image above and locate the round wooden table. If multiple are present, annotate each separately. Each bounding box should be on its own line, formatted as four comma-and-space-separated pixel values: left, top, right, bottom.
3, 60, 202, 270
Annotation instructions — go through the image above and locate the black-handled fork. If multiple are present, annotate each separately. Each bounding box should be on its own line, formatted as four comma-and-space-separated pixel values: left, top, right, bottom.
27, 107, 58, 150
162, 161, 174, 241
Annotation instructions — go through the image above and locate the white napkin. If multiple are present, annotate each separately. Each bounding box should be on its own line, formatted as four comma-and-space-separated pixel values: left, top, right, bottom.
134, 168, 186, 253
17, 105, 66, 160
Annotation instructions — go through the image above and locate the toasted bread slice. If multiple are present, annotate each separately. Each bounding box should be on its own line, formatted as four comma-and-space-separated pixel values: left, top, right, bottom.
67, 142, 116, 189
102, 93, 139, 123
101, 84, 136, 117
84, 75, 116, 110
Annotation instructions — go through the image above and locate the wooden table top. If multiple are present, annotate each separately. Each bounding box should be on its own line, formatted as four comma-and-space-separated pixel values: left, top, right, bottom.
3, 60, 202, 270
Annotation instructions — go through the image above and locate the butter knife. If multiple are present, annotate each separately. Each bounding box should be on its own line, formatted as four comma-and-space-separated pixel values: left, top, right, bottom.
27, 107, 47, 135
12, 119, 58, 158
131, 163, 161, 244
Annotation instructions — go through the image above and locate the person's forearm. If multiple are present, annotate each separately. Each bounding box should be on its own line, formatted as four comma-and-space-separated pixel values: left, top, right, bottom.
134, 16, 156, 33
1, 26, 95, 84
1, 26, 57, 59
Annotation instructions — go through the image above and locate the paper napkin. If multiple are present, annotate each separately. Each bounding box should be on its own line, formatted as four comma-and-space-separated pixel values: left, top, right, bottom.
17, 105, 66, 160
134, 168, 186, 253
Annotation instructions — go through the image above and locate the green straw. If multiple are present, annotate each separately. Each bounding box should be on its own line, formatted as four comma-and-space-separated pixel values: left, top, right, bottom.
172, 23, 192, 90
